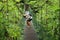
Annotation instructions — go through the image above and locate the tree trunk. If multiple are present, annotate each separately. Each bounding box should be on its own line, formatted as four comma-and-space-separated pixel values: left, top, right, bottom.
24, 23, 38, 40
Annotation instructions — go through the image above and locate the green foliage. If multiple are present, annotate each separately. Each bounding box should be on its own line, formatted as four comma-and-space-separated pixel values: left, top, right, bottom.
0, 0, 60, 40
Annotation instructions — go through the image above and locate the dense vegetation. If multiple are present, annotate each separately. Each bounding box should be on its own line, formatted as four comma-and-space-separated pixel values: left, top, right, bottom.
0, 0, 60, 40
